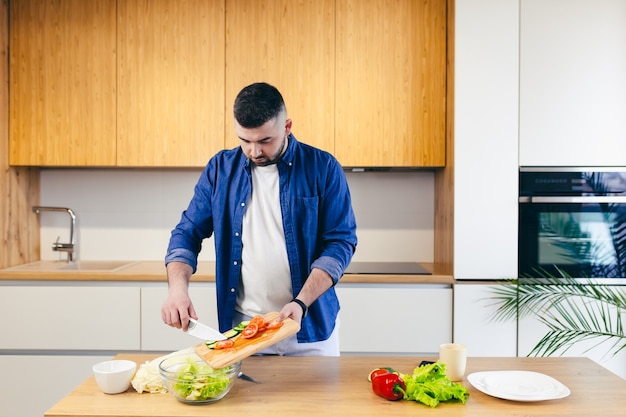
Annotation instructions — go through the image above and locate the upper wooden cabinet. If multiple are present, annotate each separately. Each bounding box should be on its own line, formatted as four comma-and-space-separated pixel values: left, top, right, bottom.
9, 0, 446, 168
336, 0, 447, 167
117, 0, 225, 167
225, 0, 447, 167
224, 0, 335, 153
10, 0, 224, 168
9, 0, 116, 166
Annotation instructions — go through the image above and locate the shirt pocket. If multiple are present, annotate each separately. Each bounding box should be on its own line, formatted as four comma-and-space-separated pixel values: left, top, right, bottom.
294, 196, 320, 246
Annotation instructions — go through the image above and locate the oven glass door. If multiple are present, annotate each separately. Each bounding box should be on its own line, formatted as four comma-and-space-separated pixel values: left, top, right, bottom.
519, 200, 626, 278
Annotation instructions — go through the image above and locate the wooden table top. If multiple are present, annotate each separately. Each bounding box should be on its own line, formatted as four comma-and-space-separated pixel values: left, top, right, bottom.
45, 354, 626, 417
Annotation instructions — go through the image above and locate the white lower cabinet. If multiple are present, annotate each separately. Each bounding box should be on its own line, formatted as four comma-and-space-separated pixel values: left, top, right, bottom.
336, 283, 452, 354
0, 354, 113, 417
144, 283, 454, 355
0, 286, 140, 350
453, 284, 517, 357
140, 283, 219, 351
0, 285, 139, 417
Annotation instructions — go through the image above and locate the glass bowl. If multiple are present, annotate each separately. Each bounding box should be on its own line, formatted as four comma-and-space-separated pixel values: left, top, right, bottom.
159, 353, 240, 404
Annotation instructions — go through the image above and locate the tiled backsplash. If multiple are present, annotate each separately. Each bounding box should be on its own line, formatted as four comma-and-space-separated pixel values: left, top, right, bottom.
39, 169, 434, 263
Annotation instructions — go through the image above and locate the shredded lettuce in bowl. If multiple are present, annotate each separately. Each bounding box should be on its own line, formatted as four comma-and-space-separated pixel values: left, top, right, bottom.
169, 358, 232, 401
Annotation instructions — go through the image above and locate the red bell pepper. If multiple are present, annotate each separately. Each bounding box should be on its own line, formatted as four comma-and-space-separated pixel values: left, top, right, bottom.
367, 367, 396, 382
371, 372, 406, 401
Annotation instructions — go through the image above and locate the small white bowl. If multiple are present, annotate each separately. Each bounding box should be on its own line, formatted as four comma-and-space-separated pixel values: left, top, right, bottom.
92, 360, 137, 394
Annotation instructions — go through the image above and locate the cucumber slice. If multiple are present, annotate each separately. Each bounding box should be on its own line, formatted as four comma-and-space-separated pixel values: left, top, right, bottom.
233, 320, 250, 332
223, 329, 239, 339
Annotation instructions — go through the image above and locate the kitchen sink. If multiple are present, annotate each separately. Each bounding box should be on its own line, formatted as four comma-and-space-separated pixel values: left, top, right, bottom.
2, 260, 136, 272
57, 261, 135, 271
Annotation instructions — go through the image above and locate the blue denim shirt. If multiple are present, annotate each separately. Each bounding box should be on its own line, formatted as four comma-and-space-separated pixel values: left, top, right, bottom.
165, 135, 357, 342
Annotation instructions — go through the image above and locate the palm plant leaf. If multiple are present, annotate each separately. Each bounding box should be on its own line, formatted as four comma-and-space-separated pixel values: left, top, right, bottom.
530, 293, 625, 357
489, 270, 626, 357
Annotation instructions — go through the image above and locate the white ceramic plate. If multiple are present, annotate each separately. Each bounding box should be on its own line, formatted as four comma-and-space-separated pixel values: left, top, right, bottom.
467, 371, 571, 402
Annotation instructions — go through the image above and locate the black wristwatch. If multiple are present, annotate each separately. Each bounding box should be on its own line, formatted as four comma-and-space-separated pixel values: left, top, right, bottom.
291, 298, 308, 318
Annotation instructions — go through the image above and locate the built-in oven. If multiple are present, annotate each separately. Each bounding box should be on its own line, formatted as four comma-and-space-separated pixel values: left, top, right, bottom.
519, 167, 626, 280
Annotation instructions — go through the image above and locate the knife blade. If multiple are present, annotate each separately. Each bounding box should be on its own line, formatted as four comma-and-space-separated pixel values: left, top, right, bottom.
186, 318, 227, 341
238, 372, 261, 383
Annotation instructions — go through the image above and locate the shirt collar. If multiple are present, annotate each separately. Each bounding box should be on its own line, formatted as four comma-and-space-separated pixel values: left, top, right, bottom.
241, 133, 297, 171
279, 133, 297, 168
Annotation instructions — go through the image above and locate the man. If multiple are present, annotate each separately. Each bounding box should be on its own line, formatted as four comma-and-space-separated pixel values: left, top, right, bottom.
161, 82, 357, 355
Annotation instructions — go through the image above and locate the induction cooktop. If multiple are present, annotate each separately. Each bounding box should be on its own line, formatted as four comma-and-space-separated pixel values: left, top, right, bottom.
344, 262, 431, 275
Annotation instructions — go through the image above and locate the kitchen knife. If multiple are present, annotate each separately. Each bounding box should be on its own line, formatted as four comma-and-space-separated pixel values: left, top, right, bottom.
238, 372, 261, 383
186, 318, 227, 341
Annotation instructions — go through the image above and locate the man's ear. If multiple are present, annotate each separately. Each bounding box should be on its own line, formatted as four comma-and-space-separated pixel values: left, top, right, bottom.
285, 118, 293, 135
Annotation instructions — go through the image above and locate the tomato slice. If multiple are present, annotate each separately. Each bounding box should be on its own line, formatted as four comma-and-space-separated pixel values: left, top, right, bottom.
241, 322, 259, 339
266, 319, 283, 330
249, 315, 268, 332
250, 315, 267, 327
214, 339, 235, 350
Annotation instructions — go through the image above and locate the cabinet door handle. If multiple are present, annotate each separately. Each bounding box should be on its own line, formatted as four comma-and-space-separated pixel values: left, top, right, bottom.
519, 196, 626, 204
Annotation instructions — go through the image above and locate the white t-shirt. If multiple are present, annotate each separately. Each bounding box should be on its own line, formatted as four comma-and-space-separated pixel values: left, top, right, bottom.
236, 163, 292, 317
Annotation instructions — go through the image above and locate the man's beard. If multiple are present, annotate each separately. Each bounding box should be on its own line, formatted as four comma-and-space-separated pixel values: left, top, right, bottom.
250, 135, 288, 166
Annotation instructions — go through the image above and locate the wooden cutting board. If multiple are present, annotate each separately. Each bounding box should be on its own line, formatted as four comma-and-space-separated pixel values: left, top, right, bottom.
194, 311, 300, 369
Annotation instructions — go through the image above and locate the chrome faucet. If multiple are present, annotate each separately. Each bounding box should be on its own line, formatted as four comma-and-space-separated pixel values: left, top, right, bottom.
32, 206, 76, 262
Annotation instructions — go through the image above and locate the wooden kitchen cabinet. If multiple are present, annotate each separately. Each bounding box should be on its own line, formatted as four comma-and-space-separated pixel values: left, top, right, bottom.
9, 0, 447, 168
224, 0, 335, 153
117, 0, 225, 167
9, 0, 224, 168
226, 0, 447, 167
335, 0, 447, 167
9, 0, 117, 166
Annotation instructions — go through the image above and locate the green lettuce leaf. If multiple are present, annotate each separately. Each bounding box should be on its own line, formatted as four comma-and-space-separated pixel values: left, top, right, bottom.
400, 361, 470, 408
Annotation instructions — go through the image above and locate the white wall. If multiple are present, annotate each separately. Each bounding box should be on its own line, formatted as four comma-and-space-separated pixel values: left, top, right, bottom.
38, 169, 435, 263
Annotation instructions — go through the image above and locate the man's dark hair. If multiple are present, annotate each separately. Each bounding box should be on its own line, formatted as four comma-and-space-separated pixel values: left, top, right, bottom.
233, 82, 286, 128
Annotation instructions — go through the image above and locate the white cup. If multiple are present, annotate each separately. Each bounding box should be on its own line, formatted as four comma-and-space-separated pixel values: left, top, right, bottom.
92, 360, 137, 394
439, 343, 467, 381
